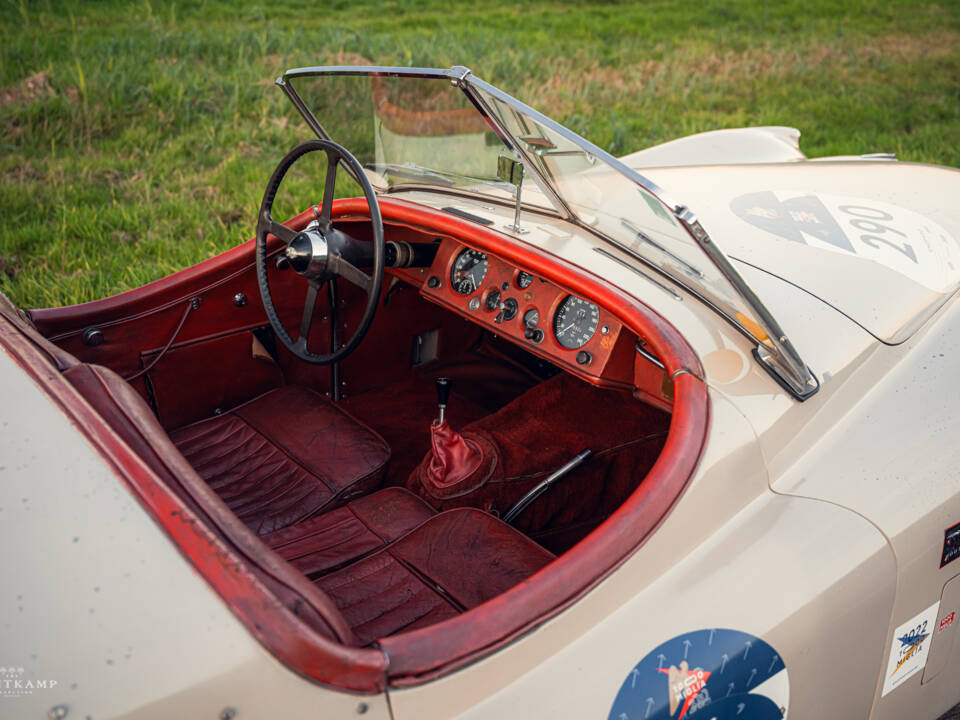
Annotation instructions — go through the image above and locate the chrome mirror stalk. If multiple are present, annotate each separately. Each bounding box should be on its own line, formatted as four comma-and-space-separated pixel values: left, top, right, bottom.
497, 154, 527, 235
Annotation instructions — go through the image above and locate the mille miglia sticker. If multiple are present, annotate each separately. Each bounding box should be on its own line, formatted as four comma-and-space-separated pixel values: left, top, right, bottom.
941, 522, 960, 568
881, 601, 941, 697
607, 629, 788, 720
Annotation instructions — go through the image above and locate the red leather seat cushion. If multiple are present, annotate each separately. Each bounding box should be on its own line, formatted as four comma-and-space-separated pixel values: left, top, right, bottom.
262, 487, 436, 577
390, 509, 554, 609
170, 386, 390, 535
313, 506, 554, 645
318, 551, 462, 645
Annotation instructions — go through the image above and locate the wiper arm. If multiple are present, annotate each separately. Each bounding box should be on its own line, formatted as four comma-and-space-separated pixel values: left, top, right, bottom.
620, 217, 704, 279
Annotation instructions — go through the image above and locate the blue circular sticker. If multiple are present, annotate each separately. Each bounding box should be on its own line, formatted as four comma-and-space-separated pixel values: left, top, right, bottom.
607, 628, 788, 720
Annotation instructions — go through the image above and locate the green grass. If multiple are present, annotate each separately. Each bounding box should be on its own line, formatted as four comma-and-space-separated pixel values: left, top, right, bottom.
1, 0, 958, 308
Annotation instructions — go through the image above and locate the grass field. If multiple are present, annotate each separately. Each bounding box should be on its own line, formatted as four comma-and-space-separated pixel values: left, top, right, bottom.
1, 0, 958, 308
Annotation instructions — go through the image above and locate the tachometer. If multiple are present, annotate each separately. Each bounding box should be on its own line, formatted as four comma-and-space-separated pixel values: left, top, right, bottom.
450, 249, 488, 295
553, 295, 599, 349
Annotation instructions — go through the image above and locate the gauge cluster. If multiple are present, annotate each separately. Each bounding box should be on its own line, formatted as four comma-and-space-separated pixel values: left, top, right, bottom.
420, 242, 632, 384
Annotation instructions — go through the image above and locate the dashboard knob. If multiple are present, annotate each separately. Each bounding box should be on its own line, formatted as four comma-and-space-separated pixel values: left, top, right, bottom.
427, 275, 441, 289
576, 350, 592, 365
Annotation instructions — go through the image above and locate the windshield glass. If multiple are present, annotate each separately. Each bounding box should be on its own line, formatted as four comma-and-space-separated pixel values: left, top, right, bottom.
281, 66, 817, 397
286, 72, 550, 208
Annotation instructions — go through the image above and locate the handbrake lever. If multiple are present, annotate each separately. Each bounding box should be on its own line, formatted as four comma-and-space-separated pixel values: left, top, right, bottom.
502, 449, 593, 525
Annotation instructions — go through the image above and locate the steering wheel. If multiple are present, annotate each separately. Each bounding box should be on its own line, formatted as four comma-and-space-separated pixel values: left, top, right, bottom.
255, 139, 384, 364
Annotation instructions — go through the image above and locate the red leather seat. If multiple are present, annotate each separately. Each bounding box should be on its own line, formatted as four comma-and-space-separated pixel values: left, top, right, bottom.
261, 486, 436, 577
8, 280, 553, 645
169, 386, 390, 535
261, 486, 555, 645
317, 507, 554, 644
62, 360, 551, 645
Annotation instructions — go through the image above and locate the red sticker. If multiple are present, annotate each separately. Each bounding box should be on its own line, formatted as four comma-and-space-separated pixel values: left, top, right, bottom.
938, 612, 955, 633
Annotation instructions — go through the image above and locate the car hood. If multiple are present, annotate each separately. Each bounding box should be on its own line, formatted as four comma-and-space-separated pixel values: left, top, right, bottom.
639, 160, 960, 343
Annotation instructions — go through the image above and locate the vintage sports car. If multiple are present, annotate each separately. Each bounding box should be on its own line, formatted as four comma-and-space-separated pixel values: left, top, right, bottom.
2, 64, 960, 720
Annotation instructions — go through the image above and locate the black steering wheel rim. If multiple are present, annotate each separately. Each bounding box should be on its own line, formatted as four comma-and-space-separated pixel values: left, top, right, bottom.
255, 139, 384, 365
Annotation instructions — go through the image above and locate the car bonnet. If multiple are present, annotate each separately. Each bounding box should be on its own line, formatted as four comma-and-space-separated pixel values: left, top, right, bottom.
641, 160, 960, 344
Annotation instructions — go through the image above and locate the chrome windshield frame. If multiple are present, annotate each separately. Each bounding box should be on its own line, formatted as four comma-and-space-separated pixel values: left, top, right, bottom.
276, 64, 819, 400
278, 65, 573, 221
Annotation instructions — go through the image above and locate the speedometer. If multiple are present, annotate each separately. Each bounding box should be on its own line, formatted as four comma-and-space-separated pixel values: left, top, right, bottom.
553, 295, 599, 349
450, 249, 488, 295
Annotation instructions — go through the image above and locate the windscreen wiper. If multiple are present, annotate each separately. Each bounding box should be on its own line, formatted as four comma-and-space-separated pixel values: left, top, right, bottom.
365, 162, 508, 192
620, 217, 704, 279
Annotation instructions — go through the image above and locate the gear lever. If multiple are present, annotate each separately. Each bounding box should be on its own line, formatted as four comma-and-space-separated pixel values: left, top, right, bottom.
435, 377, 452, 425
418, 375, 493, 496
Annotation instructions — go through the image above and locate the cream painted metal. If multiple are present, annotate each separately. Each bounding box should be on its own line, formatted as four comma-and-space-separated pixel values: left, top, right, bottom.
393, 183, 960, 719
642, 161, 960, 343
5, 172, 958, 718
620, 126, 807, 168
387, 392, 896, 720
7, 63, 960, 720
0, 348, 389, 720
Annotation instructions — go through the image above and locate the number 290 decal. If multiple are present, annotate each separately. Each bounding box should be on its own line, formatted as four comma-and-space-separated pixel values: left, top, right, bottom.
731, 191, 958, 293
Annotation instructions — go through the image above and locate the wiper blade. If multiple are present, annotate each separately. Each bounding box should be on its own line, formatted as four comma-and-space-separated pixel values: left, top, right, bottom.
365, 162, 456, 187
365, 162, 507, 191
620, 217, 704, 279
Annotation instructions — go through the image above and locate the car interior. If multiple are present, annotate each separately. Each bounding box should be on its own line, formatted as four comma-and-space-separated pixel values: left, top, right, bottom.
0, 191, 697, 677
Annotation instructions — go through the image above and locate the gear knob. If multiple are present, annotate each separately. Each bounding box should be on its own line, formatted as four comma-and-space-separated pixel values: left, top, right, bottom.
435, 377, 451, 424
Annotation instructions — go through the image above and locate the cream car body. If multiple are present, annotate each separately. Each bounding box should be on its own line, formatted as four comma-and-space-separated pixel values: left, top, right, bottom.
2, 65, 959, 720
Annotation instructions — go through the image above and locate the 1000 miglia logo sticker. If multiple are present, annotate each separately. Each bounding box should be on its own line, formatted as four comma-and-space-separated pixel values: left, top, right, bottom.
607, 629, 788, 720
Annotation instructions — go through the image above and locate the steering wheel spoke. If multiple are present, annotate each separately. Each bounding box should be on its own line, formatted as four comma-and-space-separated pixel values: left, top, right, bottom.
329, 255, 373, 294
265, 215, 300, 245
317, 154, 340, 228
297, 280, 323, 346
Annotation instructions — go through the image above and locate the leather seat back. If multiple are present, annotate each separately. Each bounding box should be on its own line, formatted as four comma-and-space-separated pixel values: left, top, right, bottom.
62, 362, 358, 646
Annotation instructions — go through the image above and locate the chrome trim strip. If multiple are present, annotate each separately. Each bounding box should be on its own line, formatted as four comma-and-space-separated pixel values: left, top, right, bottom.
673, 205, 818, 399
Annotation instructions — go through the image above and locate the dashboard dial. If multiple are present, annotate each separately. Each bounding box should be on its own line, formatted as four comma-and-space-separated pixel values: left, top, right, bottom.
516, 271, 534, 289
553, 295, 599, 349
501, 298, 519, 321
450, 249, 488, 295
485, 289, 502, 312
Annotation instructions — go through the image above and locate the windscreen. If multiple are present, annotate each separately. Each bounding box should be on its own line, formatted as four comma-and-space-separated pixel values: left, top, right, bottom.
281, 67, 816, 395
286, 73, 532, 207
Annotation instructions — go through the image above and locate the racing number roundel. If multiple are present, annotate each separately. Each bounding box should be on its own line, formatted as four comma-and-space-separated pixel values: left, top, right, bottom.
607, 629, 788, 720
